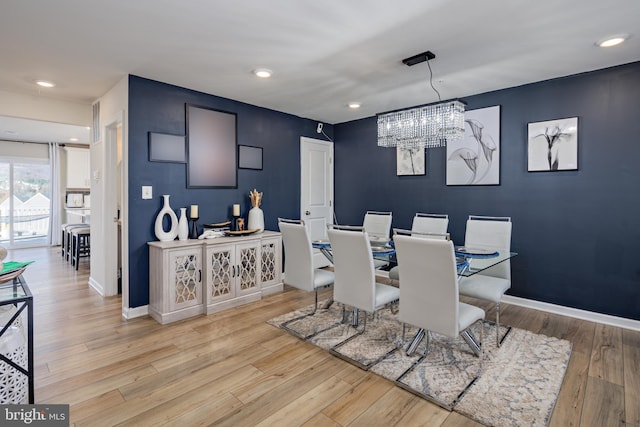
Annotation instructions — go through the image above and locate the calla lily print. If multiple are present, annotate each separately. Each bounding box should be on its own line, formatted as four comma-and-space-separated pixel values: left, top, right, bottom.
446, 105, 500, 185
527, 117, 578, 172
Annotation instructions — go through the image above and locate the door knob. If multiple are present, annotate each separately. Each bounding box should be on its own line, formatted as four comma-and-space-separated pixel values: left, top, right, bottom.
305, 210, 311, 215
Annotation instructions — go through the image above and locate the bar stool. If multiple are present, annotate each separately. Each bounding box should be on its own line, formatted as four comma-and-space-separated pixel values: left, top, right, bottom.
61, 224, 84, 261
71, 227, 91, 270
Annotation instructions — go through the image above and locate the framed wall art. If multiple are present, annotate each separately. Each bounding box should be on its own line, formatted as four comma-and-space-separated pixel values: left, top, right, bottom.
446, 105, 501, 185
397, 146, 425, 176
238, 145, 263, 170
148, 132, 186, 163
186, 104, 237, 188
527, 117, 578, 172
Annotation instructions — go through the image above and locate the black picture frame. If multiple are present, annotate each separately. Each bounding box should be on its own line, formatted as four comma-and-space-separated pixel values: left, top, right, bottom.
148, 132, 187, 163
238, 145, 263, 170
527, 117, 578, 172
186, 104, 238, 188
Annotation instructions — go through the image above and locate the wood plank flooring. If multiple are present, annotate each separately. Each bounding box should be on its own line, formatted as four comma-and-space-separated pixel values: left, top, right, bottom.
7, 246, 640, 426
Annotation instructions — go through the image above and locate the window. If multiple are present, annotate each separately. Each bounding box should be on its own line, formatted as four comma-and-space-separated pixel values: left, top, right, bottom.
0, 158, 50, 247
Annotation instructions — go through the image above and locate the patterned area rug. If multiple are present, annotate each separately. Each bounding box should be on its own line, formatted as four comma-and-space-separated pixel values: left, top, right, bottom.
268, 301, 572, 427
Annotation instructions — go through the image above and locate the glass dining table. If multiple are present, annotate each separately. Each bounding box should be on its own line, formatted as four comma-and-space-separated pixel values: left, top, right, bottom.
312, 239, 517, 355
312, 240, 517, 278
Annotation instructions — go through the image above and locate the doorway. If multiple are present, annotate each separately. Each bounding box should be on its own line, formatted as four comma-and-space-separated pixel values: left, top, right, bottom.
103, 112, 126, 303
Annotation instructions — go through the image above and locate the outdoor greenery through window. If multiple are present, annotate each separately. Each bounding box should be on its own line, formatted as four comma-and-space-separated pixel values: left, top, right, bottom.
0, 159, 51, 247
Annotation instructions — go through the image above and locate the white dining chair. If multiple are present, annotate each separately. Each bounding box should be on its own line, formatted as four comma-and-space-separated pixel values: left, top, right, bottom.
278, 218, 335, 337
363, 211, 393, 269
327, 225, 400, 367
394, 234, 485, 407
388, 213, 449, 283
458, 215, 512, 346
327, 225, 399, 328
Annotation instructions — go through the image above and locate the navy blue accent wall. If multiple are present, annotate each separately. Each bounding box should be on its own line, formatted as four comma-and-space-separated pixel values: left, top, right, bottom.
128, 75, 332, 308
334, 62, 640, 320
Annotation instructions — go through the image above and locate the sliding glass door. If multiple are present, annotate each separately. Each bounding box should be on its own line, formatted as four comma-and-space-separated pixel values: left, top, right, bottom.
0, 159, 50, 247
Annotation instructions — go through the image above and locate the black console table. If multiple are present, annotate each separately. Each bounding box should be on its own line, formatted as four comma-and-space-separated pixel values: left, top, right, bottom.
0, 274, 34, 403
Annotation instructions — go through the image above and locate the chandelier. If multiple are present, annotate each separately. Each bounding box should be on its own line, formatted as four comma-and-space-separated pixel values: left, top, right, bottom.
377, 51, 465, 149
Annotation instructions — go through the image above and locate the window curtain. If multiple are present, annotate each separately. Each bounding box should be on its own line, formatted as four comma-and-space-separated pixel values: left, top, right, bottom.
48, 142, 62, 245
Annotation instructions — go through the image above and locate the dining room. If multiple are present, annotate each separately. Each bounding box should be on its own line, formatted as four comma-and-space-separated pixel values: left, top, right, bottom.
2, 1, 640, 424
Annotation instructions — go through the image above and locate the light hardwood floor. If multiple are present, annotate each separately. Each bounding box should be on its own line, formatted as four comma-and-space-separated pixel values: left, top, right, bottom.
8, 246, 640, 426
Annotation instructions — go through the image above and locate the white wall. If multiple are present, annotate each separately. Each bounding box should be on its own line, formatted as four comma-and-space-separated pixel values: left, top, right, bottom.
0, 89, 90, 126
89, 76, 128, 306
0, 140, 49, 159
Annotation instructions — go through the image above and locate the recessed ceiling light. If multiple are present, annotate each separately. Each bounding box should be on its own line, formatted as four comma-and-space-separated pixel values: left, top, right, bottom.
69, 137, 79, 142
35, 80, 56, 88
597, 34, 630, 47
348, 102, 361, 109
253, 68, 272, 78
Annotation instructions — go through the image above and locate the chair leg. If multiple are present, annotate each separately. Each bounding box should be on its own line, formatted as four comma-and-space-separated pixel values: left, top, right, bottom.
461, 328, 482, 357
496, 302, 501, 347
406, 328, 426, 356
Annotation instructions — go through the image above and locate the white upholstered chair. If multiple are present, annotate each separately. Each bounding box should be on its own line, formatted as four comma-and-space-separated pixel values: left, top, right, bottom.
363, 211, 393, 269
458, 215, 512, 346
278, 218, 335, 336
327, 225, 399, 333
388, 213, 449, 283
393, 234, 485, 359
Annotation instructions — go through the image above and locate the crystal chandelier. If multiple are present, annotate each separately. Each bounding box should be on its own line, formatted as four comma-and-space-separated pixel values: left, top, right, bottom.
377, 51, 465, 149
377, 100, 465, 149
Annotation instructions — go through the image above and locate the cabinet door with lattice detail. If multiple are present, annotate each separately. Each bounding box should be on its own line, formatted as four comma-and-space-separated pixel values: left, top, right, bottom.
205, 244, 235, 303
235, 240, 260, 296
167, 248, 202, 312
260, 236, 282, 289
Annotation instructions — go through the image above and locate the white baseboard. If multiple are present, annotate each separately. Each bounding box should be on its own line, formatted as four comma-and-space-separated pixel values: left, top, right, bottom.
122, 305, 149, 320
88, 276, 105, 296
502, 295, 640, 332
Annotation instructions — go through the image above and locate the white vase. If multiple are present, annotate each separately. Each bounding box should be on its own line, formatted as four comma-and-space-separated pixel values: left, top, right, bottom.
154, 195, 179, 241
178, 207, 189, 241
248, 206, 264, 232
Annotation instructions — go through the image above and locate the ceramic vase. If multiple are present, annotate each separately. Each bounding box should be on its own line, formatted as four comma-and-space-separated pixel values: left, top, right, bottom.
248, 206, 264, 233
178, 207, 189, 240
154, 195, 179, 241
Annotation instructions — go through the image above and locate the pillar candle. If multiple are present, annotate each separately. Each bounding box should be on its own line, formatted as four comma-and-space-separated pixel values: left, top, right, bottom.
190, 205, 198, 218
233, 204, 240, 216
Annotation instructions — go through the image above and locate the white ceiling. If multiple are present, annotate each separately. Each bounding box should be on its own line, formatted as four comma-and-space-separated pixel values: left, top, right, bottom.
0, 0, 638, 142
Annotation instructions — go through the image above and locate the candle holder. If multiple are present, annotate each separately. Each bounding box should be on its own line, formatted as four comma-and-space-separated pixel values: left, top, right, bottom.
232, 215, 241, 231
189, 217, 199, 239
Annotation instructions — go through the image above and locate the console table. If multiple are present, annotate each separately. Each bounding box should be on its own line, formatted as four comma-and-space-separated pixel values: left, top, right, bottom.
148, 231, 282, 324
0, 274, 34, 403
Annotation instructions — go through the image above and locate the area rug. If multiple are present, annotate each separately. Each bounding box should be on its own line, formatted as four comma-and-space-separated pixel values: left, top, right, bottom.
268, 301, 572, 427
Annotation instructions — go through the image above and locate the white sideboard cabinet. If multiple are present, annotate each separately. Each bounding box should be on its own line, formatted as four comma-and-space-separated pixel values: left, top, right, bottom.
148, 231, 282, 324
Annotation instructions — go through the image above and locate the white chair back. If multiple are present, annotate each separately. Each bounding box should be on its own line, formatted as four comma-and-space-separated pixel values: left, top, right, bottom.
464, 215, 512, 280
278, 219, 314, 292
393, 228, 450, 241
363, 211, 392, 240
394, 235, 460, 338
327, 226, 377, 313
411, 213, 449, 235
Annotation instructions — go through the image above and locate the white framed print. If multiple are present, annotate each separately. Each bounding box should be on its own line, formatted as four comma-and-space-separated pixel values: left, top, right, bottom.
528, 117, 578, 172
397, 146, 425, 176
447, 105, 500, 185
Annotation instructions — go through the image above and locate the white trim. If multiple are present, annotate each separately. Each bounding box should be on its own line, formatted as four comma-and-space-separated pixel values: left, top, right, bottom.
122, 304, 148, 320
502, 295, 640, 332
88, 276, 105, 296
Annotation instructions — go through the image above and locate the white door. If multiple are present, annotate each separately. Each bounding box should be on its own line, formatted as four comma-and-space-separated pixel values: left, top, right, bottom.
300, 137, 333, 268
104, 113, 125, 298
